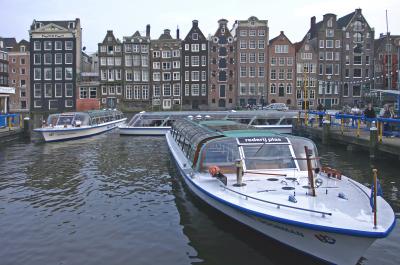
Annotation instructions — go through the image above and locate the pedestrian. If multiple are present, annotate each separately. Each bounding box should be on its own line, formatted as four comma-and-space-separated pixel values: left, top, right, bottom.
317, 102, 325, 127
363, 103, 376, 128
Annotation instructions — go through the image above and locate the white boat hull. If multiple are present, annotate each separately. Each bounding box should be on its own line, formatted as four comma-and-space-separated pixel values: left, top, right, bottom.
119, 126, 171, 136
166, 134, 378, 265
35, 118, 126, 142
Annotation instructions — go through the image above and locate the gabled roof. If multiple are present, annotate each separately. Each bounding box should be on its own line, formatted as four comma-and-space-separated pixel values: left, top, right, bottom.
337, 11, 355, 28
133, 31, 141, 37
269, 31, 292, 45
183, 20, 207, 43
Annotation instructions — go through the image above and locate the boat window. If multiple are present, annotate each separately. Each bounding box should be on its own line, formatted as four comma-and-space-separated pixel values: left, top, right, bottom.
57, 115, 74, 126
164, 119, 174, 126
242, 144, 296, 170
74, 113, 90, 126
47, 114, 60, 126
199, 138, 240, 173
289, 138, 320, 171
265, 118, 280, 125
252, 118, 269, 125
280, 118, 293, 125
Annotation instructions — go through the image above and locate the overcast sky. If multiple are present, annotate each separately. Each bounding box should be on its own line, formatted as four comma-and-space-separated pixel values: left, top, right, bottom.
1, 0, 399, 53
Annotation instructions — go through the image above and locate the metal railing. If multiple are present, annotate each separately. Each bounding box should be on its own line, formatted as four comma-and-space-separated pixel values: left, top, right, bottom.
298, 111, 400, 139
221, 185, 332, 217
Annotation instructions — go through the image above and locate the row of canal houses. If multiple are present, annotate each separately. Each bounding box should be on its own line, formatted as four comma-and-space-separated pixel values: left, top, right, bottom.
1, 8, 399, 115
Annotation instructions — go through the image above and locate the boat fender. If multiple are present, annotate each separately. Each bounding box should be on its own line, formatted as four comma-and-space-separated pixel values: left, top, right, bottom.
338, 192, 348, 200
208, 166, 227, 186
288, 195, 297, 203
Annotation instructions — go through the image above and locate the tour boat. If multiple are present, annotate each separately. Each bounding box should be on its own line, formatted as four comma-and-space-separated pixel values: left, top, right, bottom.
166, 119, 396, 265
34, 109, 126, 142
119, 110, 297, 136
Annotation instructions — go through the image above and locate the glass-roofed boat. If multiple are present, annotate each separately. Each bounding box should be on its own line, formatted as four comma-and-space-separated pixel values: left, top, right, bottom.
34, 109, 126, 142
119, 110, 297, 136
166, 119, 395, 265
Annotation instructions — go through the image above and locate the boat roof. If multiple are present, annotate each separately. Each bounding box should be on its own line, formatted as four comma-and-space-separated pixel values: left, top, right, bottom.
51, 109, 123, 119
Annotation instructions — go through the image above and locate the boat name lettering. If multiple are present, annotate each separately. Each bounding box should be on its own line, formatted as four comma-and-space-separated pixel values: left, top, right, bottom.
256, 217, 304, 237
238, 137, 289, 145
314, 234, 336, 244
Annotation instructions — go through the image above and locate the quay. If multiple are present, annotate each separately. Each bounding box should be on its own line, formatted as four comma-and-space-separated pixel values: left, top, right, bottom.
294, 111, 400, 159
0, 114, 28, 144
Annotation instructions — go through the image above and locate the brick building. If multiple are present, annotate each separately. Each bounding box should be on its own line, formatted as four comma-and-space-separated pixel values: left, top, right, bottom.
182, 20, 208, 110
98, 30, 123, 109
268, 31, 296, 107
150, 29, 182, 110
232, 16, 269, 107
209, 19, 236, 110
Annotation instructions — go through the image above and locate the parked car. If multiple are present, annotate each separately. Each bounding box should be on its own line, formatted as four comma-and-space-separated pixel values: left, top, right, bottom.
263, 103, 289, 111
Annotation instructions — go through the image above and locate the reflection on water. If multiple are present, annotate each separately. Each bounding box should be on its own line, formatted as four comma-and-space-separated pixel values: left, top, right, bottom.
0, 134, 399, 265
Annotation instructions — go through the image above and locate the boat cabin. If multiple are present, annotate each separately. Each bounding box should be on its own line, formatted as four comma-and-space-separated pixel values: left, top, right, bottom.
128, 110, 297, 128
46, 110, 124, 128
171, 119, 320, 174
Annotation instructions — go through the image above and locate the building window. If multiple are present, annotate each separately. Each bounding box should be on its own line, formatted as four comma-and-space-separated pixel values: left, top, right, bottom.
240, 40, 247, 49
325, 64, 333, 75
275, 45, 288, 53
44, 68, 52, 80
249, 40, 256, 49
142, 85, 149, 99
65, 41, 73, 50
44, 53, 52, 64
44, 41, 52, 50
34, 41, 41, 51
162, 51, 171, 58
240, 66, 247, 77
352, 85, 361, 97
249, 53, 256, 63
55, 83, 62, 97
319, 40, 324, 48
249, 67, 256, 77
278, 69, 284, 80
240, 30, 247, 36
286, 84, 292, 94
353, 69, 362, 78
102, 86, 107, 95
354, 55, 362, 65
270, 69, 276, 80
34, 54, 41, 64
258, 53, 265, 63
271, 57, 276, 65
126, 85, 132, 99
353, 33, 363, 43
34, 68, 41, 80
34, 83, 41, 98
335, 40, 340, 48
163, 84, 171, 96
65, 83, 73, 97
326, 40, 333, 48
153, 85, 160, 97
116, 85, 122, 95
326, 29, 334, 38
191, 56, 199, 66
258, 40, 265, 49
173, 72, 180, 81
258, 67, 265, 77
270, 84, 276, 94
65, 100, 73, 108
286, 69, 292, 80
192, 71, 200, 81
65, 53, 73, 64
55, 67, 62, 80
54, 53, 62, 64
55, 41, 62, 50
109, 86, 115, 95
65, 68, 73, 80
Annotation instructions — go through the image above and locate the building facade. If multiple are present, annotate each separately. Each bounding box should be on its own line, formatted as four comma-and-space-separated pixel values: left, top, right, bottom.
98, 30, 123, 109
339, 9, 374, 106
232, 16, 269, 107
295, 38, 318, 109
122, 27, 151, 111
182, 20, 208, 110
374, 33, 400, 91
209, 19, 236, 110
29, 19, 82, 112
150, 29, 182, 110
7, 39, 30, 112
0, 38, 12, 113
77, 52, 100, 111
268, 31, 296, 108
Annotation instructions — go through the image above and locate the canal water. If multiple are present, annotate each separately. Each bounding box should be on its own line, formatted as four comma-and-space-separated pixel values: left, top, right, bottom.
0, 133, 399, 265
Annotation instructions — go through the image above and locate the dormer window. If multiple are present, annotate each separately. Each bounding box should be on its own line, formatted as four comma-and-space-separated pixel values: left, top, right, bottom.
20, 46, 26, 52
35, 22, 42, 29
68, 22, 75, 29
192, 33, 198, 40
327, 18, 333, 28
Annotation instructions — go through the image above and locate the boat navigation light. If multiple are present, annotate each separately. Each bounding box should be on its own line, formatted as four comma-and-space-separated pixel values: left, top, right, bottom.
205, 115, 211, 119
196, 115, 202, 120
187, 115, 193, 120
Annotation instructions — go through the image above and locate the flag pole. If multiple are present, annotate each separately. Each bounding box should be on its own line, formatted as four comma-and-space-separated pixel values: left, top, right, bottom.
373, 168, 378, 229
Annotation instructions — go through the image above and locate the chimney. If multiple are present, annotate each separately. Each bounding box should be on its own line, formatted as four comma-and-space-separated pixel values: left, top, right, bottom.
176, 27, 180, 39
311, 16, 316, 29
280, 31, 284, 35
146, 24, 150, 37
192, 20, 198, 27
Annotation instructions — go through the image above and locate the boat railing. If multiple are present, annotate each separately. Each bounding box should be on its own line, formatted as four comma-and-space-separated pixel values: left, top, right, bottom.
221, 185, 332, 217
